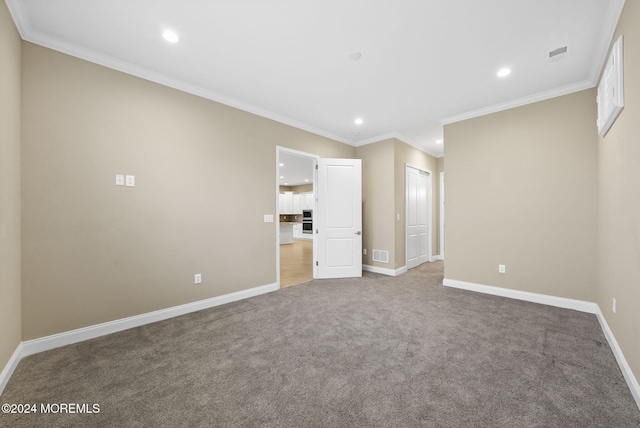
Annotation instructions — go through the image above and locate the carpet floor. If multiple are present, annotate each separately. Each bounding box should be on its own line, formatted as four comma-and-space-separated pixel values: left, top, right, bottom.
1, 261, 639, 427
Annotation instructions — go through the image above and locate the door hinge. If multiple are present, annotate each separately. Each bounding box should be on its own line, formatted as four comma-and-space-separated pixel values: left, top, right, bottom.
315, 164, 318, 170
315, 261, 318, 266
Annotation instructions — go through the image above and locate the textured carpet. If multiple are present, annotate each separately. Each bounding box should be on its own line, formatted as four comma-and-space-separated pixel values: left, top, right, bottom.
2, 261, 639, 427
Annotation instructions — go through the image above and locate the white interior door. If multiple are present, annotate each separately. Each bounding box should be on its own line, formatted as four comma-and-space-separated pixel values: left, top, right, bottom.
316, 158, 362, 279
406, 166, 430, 269
439, 171, 444, 259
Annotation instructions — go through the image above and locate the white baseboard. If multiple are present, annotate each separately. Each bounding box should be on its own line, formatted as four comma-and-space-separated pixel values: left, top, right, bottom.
0, 343, 24, 396
442, 278, 598, 313
363, 264, 407, 277
395, 266, 407, 276
443, 277, 639, 411
0, 282, 278, 396
595, 307, 640, 410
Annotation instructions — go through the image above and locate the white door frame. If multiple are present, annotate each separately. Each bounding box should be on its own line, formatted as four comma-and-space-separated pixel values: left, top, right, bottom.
405, 163, 432, 269
275, 146, 319, 288
439, 171, 444, 260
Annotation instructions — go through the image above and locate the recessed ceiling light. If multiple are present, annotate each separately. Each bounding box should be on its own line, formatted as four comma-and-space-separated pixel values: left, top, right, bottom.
280, 176, 284, 179
304, 179, 309, 182
349, 51, 362, 61
354, 117, 364, 125
436, 139, 443, 144
284, 183, 288, 185
279, 163, 284, 167
497, 67, 511, 77
162, 30, 179, 43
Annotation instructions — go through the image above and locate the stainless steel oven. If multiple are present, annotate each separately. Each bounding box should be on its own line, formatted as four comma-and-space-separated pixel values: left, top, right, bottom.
302, 209, 313, 234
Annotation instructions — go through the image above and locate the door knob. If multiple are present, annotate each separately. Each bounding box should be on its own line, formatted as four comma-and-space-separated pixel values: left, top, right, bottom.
355, 231, 362, 235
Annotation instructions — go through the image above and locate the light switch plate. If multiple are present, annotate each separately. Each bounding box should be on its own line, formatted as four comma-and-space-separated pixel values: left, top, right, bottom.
116, 175, 125, 186
125, 175, 135, 187
264, 215, 274, 223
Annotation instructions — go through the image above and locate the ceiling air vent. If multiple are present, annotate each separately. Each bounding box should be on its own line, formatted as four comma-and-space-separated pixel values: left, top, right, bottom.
546, 45, 570, 63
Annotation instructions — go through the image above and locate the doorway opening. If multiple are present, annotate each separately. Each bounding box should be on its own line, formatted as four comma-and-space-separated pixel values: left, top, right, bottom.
405, 164, 432, 270
276, 147, 317, 288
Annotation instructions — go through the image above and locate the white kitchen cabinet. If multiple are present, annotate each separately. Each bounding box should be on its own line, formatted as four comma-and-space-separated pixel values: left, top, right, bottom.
280, 191, 313, 214
293, 224, 302, 239
279, 192, 294, 214
302, 192, 314, 210
293, 194, 302, 214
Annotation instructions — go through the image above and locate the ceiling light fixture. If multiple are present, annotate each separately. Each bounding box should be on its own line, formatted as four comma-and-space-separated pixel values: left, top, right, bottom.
436, 139, 443, 144
497, 67, 511, 77
279, 163, 284, 167
354, 117, 364, 125
162, 30, 179, 43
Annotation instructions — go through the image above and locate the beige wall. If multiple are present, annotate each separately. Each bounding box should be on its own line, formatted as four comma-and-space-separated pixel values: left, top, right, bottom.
444, 89, 598, 301
0, 0, 22, 379
393, 139, 440, 268
21, 42, 354, 340
356, 139, 396, 268
597, 0, 640, 385
355, 138, 440, 271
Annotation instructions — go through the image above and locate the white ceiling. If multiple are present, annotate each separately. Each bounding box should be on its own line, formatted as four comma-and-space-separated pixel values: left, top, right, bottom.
6, 0, 625, 158
278, 152, 314, 187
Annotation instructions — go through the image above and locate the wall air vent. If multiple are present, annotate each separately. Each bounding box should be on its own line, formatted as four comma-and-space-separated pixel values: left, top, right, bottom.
372, 249, 389, 263
546, 45, 570, 63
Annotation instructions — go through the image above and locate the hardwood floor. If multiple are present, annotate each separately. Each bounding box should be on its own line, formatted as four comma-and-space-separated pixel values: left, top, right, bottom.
280, 239, 313, 288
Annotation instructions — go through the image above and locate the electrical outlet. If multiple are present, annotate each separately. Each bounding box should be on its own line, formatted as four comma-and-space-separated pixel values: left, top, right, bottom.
498, 264, 506, 274
115, 175, 125, 186
194, 273, 202, 285
613, 297, 616, 313
125, 175, 135, 187
363, 249, 367, 255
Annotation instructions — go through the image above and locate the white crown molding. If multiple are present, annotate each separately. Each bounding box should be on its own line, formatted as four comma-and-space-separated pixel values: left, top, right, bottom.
6, 0, 353, 147
439, 79, 595, 125
589, 0, 626, 84
354, 133, 443, 159
4, 0, 32, 38
439, 0, 625, 127
395, 133, 443, 158
354, 132, 398, 147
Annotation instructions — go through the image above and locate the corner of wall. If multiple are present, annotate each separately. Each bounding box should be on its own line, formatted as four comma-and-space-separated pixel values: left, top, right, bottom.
0, 0, 23, 396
